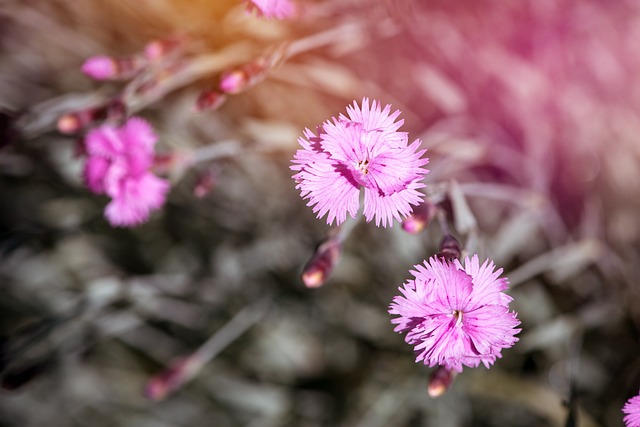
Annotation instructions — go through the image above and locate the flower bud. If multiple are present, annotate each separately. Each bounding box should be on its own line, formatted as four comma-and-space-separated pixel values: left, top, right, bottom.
436, 235, 461, 262
427, 365, 456, 398
144, 35, 186, 60
57, 99, 126, 136
81, 55, 118, 80
219, 69, 248, 94
81, 55, 144, 81
402, 200, 437, 234
193, 168, 217, 198
301, 237, 341, 288
219, 58, 268, 94
144, 355, 202, 401
57, 108, 103, 135
194, 89, 227, 112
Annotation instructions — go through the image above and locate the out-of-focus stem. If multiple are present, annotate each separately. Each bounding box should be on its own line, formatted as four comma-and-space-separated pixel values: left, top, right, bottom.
286, 21, 365, 58
195, 297, 270, 363
334, 212, 361, 244
435, 208, 450, 236
145, 297, 271, 400
189, 140, 244, 164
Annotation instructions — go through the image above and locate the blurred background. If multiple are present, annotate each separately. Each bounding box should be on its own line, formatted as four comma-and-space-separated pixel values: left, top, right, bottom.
1, 0, 640, 425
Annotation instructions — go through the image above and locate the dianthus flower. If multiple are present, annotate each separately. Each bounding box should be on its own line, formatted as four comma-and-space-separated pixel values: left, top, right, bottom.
291, 98, 429, 227
389, 255, 520, 373
623, 393, 640, 427
84, 117, 169, 227
245, 0, 294, 19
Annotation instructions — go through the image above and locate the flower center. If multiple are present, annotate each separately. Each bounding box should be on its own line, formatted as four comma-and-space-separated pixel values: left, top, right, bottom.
356, 159, 369, 175
453, 309, 464, 327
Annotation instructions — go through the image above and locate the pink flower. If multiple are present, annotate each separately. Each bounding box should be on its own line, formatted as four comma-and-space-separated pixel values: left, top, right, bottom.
624, 393, 640, 427
81, 56, 118, 80
389, 255, 520, 373
245, 0, 295, 19
84, 117, 169, 227
291, 98, 429, 227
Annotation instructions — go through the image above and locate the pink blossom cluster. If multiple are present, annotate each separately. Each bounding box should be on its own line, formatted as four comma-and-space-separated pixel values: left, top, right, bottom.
84, 117, 169, 227
389, 255, 520, 373
624, 394, 640, 427
291, 98, 429, 227
245, 0, 295, 19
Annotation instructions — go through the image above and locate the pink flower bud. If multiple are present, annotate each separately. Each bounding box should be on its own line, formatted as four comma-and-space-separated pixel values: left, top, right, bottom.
301, 237, 341, 288
81, 55, 118, 80
245, 0, 295, 19
219, 58, 268, 94
81, 55, 145, 81
436, 235, 461, 262
427, 366, 456, 398
194, 89, 227, 112
219, 69, 248, 94
57, 108, 104, 135
57, 99, 125, 136
401, 200, 437, 234
144, 355, 202, 401
193, 168, 217, 198
144, 35, 186, 60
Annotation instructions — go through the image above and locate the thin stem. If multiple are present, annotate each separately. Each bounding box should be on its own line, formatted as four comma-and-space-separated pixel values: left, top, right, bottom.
334, 211, 362, 244
189, 140, 244, 164
194, 296, 271, 364
285, 20, 367, 58
436, 207, 450, 236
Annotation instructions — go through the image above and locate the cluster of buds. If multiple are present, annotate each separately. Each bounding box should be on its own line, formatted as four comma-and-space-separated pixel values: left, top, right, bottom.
194, 43, 289, 112
60, 35, 191, 136
81, 35, 187, 82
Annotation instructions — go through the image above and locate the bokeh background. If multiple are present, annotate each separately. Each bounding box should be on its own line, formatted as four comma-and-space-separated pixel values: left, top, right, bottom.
1, 0, 640, 426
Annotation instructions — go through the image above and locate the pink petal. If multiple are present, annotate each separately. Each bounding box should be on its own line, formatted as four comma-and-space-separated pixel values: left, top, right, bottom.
104, 173, 169, 227
84, 156, 110, 194
85, 124, 124, 158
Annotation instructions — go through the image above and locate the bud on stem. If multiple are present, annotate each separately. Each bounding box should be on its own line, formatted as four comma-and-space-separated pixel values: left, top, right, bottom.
402, 199, 437, 234
427, 365, 456, 398
144, 355, 202, 401
194, 89, 227, 112
436, 234, 461, 262
301, 236, 342, 288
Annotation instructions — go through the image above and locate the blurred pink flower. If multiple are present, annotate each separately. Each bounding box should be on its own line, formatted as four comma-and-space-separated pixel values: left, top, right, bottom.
81, 56, 118, 80
389, 255, 520, 373
84, 117, 169, 227
245, 0, 294, 19
624, 394, 640, 427
291, 98, 429, 227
